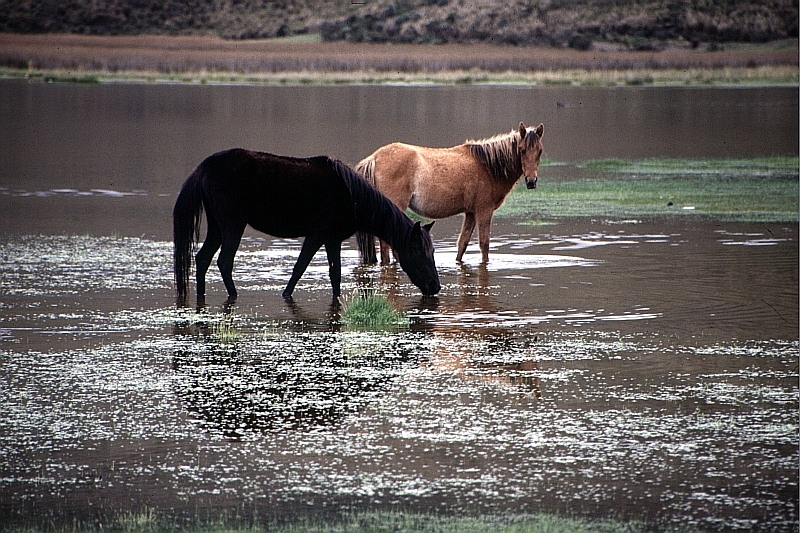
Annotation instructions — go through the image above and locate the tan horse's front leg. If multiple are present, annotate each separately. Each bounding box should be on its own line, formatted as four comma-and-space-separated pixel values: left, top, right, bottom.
456, 212, 476, 262
477, 212, 493, 263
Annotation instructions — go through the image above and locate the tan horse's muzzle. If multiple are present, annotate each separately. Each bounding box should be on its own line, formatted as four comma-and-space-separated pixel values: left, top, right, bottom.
524, 174, 538, 189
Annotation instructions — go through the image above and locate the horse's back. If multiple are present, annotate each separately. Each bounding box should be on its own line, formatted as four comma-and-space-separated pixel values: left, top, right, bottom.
367, 142, 489, 219
199, 149, 355, 239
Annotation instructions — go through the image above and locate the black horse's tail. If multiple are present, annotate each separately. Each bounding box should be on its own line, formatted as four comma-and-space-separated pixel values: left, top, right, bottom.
354, 157, 378, 264
173, 165, 205, 299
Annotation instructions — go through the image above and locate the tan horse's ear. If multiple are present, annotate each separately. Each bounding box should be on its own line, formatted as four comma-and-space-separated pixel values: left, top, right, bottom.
518, 122, 527, 139
535, 123, 544, 139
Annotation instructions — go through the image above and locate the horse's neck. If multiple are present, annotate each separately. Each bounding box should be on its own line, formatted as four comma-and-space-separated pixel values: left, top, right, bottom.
353, 184, 410, 249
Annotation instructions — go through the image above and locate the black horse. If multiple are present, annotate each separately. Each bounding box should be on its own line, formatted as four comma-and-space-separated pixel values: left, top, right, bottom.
173, 149, 440, 301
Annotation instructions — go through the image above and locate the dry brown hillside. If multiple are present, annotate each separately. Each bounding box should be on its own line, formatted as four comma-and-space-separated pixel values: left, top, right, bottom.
0, 0, 797, 49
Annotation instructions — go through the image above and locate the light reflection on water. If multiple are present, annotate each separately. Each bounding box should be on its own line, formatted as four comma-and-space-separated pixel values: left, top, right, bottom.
0, 220, 797, 531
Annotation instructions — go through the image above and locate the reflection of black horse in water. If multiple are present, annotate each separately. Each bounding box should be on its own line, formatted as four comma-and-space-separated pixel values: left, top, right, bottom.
174, 149, 440, 301
170, 330, 415, 435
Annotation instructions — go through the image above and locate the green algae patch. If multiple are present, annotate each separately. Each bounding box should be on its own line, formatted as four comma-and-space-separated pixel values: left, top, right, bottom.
502, 156, 798, 222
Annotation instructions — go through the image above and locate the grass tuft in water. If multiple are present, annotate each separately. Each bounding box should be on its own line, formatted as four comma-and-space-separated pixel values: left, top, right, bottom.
340, 290, 410, 329
118, 508, 158, 532
212, 314, 242, 344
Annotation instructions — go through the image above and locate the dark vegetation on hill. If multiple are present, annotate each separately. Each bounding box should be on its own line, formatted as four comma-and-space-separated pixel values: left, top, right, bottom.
0, 0, 797, 48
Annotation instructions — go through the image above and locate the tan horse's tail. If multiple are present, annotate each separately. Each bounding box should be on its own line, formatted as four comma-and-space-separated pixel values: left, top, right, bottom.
355, 157, 378, 264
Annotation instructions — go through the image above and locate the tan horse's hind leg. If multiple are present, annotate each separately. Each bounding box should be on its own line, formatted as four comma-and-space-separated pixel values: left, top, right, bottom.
456, 212, 476, 262
379, 238, 393, 265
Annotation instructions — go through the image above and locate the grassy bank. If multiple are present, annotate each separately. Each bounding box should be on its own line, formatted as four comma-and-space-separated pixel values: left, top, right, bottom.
500, 157, 799, 222
5, 64, 798, 87
0, 34, 796, 87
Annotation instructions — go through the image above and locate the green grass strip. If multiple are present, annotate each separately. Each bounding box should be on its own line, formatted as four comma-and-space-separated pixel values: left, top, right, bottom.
581, 156, 798, 174
501, 157, 798, 222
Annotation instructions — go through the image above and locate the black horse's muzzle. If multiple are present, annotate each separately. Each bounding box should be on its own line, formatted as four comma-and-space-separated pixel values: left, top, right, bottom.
524, 175, 538, 189
423, 279, 441, 296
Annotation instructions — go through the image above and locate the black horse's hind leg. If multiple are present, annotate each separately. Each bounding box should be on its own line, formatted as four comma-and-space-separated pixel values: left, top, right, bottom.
283, 236, 323, 299
217, 225, 245, 301
195, 218, 222, 297
324, 241, 343, 298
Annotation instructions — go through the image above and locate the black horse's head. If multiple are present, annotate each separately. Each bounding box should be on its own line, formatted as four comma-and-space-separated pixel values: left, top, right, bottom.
397, 221, 440, 296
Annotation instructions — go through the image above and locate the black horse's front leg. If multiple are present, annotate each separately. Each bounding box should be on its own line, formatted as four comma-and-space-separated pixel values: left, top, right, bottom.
283, 237, 323, 299
324, 241, 343, 298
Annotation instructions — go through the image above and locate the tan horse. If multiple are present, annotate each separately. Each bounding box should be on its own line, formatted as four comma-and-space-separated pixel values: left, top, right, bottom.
356, 122, 544, 265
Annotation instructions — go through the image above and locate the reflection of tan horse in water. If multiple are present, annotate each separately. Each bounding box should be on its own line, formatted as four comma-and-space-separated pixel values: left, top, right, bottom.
356, 122, 544, 265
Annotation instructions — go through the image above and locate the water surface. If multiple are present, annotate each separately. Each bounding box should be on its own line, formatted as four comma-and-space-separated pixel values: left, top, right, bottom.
0, 81, 797, 531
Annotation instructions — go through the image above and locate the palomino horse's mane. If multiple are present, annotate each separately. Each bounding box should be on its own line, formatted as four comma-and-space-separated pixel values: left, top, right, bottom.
466, 129, 533, 183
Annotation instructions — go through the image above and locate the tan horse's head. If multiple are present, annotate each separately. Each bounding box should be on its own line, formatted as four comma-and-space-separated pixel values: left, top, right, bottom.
518, 122, 545, 189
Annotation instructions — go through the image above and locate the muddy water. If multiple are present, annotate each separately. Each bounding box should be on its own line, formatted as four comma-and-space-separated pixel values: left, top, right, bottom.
0, 80, 798, 531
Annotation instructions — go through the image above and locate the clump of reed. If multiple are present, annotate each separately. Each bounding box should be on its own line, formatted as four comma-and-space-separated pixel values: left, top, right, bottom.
340, 289, 410, 329
211, 314, 241, 344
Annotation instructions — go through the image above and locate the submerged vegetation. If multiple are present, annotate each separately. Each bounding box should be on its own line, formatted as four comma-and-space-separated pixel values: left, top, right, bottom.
3, 509, 655, 533
502, 156, 799, 222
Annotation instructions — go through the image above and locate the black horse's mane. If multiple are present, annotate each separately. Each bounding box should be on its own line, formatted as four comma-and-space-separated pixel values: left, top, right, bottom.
328, 158, 412, 240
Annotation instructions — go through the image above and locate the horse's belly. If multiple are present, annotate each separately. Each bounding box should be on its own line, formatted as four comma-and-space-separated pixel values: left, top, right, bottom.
248, 214, 353, 242
409, 191, 466, 220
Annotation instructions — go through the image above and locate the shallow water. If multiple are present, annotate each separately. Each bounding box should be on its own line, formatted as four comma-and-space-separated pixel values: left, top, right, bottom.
1, 217, 797, 531
0, 81, 798, 531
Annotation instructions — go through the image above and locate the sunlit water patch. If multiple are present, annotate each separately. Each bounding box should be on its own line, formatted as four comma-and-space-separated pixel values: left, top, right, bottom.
434, 251, 601, 271
0, 235, 173, 296
0, 322, 796, 531
2, 188, 150, 198
716, 229, 792, 247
